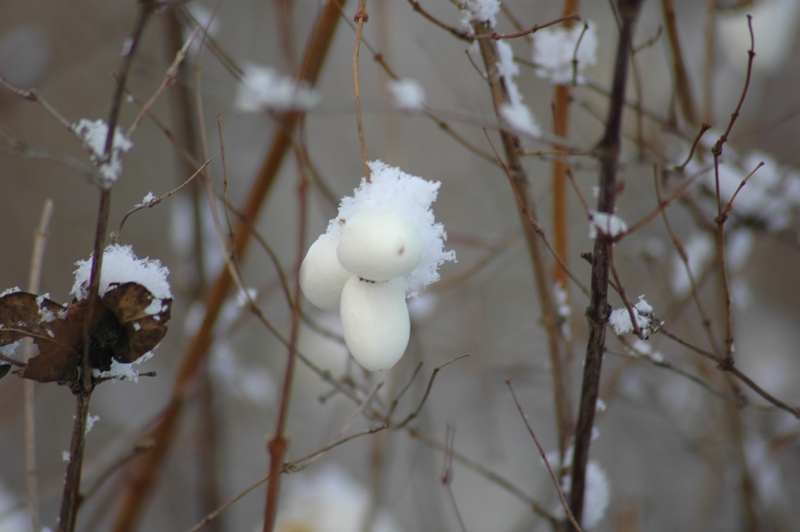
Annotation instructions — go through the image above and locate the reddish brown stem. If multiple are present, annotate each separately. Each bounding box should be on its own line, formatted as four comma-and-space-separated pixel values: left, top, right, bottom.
473, 20, 574, 460
110, 3, 346, 529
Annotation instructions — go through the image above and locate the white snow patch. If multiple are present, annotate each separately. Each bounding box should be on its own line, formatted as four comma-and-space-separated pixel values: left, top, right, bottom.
327, 161, 456, 296
387, 78, 426, 112
500, 102, 541, 137
588, 211, 627, 239
72, 118, 133, 185
609, 296, 661, 337
71, 244, 171, 303
495, 40, 541, 137
85, 414, 100, 435
234, 64, 320, 112
533, 22, 598, 84
460, 0, 501, 29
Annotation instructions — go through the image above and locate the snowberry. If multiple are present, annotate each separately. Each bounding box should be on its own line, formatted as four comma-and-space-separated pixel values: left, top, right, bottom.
337, 209, 423, 282
299, 232, 353, 311
339, 277, 410, 371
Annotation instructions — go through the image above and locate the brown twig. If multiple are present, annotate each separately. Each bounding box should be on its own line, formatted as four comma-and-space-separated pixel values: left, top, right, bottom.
654, 168, 722, 356
506, 379, 583, 532
116, 158, 210, 236
568, 1, 643, 528
23, 199, 54, 532
407, 427, 559, 524
110, 3, 347, 529
661, 0, 697, 126
407, 1, 579, 41
60, 4, 157, 530
441, 425, 468, 532
353, 0, 371, 181
473, 18, 574, 460
262, 128, 310, 532
710, 14, 755, 365
127, 27, 199, 137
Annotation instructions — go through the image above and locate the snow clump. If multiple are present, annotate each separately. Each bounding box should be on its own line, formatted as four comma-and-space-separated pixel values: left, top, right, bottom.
72, 118, 133, 185
533, 22, 599, 85
609, 296, 662, 338
234, 64, 320, 112
387, 78, 426, 112
300, 161, 455, 371
71, 244, 172, 304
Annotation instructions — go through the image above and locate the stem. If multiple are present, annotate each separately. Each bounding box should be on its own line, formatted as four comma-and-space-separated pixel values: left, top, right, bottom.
60, 3, 156, 526
568, 0, 643, 528
262, 135, 309, 532
23, 199, 54, 532
661, 0, 697, 126
473, 21, 573, 457
552, 0, 579, 292
110, 3, 347, 529
353, 0, 371, 181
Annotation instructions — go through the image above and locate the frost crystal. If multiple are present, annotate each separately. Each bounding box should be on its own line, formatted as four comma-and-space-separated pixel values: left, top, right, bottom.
234, 64, 320, 112
533, 22, 598, 84
136, 191, 156, 208
588, 211, 627, 239
71, 244, 172, 304
92, 352, 154, 383
85, 414, 100, 435
72, 118, 133, 185
387, 78, 426, 111
609, 296, 662, 338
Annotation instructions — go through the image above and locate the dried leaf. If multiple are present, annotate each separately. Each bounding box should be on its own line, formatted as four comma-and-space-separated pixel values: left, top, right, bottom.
0, 283, 171, 384
101, 282, 171, 364
0, 292, 81, 383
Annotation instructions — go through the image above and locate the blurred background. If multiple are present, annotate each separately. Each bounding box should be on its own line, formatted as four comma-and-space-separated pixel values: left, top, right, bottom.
1, 1, 800, 530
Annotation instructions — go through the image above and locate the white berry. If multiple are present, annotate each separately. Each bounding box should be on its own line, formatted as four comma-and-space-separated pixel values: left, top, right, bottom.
340, 277, 410, 371
299, 232, 353, 311
337, 209, 423, 282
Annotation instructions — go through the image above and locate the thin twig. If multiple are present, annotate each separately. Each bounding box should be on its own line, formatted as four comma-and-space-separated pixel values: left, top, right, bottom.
263, 138, 309, 532
407, 1, 579, 42
661, 0, 697, 125
441, 425, 468, 532
394, 354, 470, 428
654, 168, 722, 356
473, 18, 574, 459
710, 14, 756, 365
23, 199, 54, 532
506, 379, 583, 532
406, 427, 559, 525
353, 0, 371, 181
117, 158, 210, 236
127, 27, 200, 136
110, 4, 347, 529
60, 4, 157, 530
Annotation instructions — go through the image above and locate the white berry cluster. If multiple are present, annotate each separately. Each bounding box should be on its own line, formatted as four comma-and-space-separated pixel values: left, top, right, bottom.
300, 161, 455, 371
